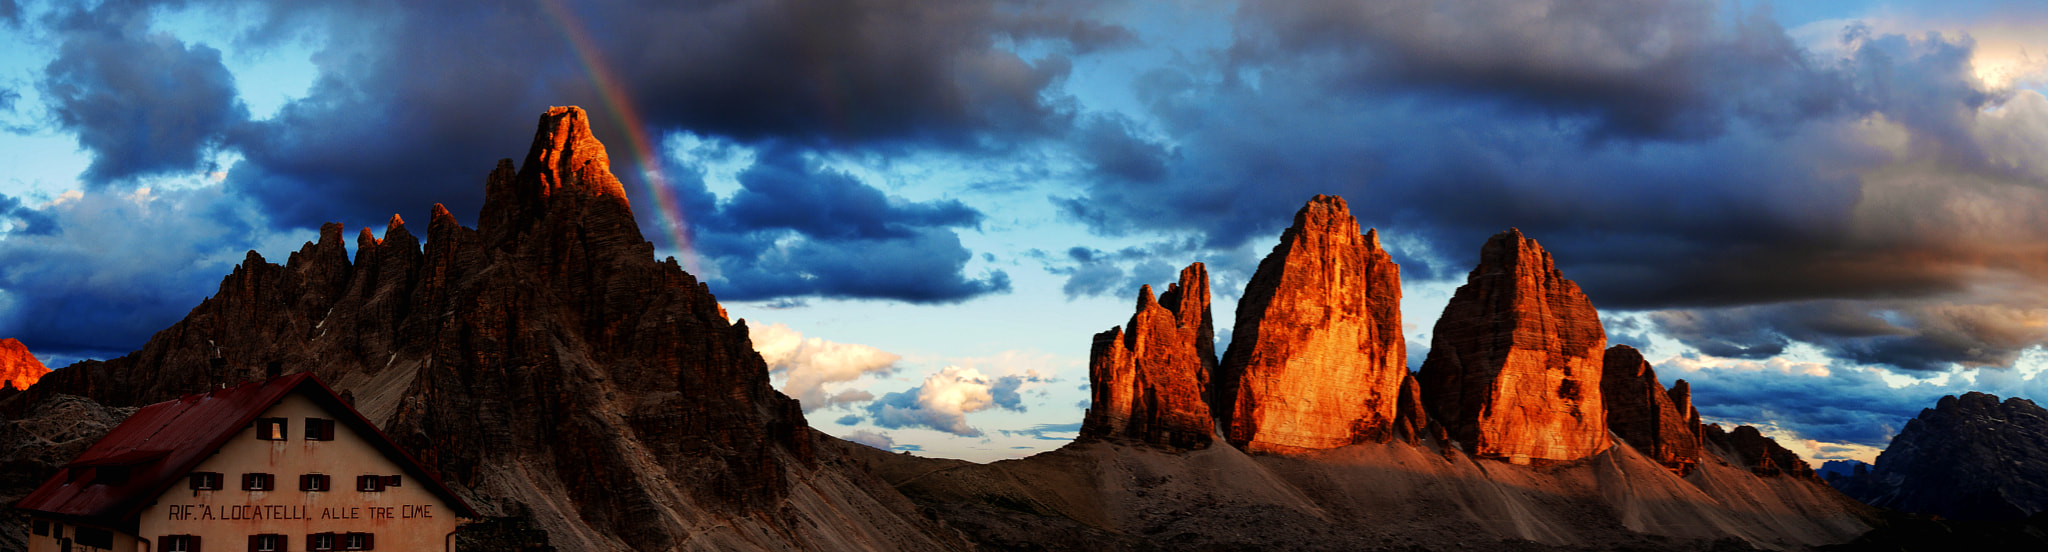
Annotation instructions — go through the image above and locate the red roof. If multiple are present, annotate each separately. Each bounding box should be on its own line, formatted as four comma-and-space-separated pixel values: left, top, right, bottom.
12, 373, 477, 529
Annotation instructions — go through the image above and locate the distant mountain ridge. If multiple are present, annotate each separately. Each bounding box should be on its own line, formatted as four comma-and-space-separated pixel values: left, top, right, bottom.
1832, 391, 2048, 521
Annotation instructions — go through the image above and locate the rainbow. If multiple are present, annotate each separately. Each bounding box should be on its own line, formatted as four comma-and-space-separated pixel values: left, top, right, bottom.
537, 0, 701, 273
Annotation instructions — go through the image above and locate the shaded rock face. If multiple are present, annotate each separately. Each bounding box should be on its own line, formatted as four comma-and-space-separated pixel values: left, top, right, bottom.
0, 338, 48, 392
1702, 423, 1815, 479
1080, 263, 1216, 449
1417, 228, 1610, 463
1213, 195, 1405, 453
1, 107, 957, 551
1600, 345, 1700, 474
1833, 392, 2048, 521
0, 394, 134, 552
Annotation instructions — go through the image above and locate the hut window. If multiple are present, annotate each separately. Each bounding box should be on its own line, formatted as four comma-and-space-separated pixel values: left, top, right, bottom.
308, 532, 336, 551
256, 418, 288, 440
300, 473, 330, 492
306, 418, 336, 441
343, 532, 374, 550
189, 471, 223, 490
77, 527, 113, 548
241, 472, 274, 491
249, 534, 285, 552
160, 535, 200, 552
355, 475, 384, 492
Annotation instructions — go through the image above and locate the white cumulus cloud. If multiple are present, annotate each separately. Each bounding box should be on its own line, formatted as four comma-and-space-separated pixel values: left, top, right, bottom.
749, 323, 900, 411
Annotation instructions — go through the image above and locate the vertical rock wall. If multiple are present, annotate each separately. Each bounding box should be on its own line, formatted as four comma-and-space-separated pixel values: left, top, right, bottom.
1600, 345, 1700, 474
1214, 195, 1406, 453
1080, 263, 1217, 449
1418, 228, 1611, 463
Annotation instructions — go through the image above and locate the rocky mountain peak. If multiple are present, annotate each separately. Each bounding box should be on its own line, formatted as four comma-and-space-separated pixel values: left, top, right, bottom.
1213, 195, 1405, 453
1081, 263, 1218, 449
0, 338, 47, 392
1418, 228, 1610, 464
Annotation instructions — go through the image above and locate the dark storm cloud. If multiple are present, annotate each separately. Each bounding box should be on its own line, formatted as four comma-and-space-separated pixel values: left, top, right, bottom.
676, 152, 1010, 304
41, 2, 247, 185
203, 0, 1118, 231
0, 193, 58, 235
1653, 301, 2048, 372
0, 187, 267, 360
723, 147, 982, 240
1229, 0, 1869, 141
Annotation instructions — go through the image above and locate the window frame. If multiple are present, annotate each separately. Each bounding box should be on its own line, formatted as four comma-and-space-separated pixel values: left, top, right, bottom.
189, 471, 224, 491
305, 418, 336, 441
308, 532, 337, 551
241, 472, 275, 492
256, 417, 289, 441
160, 534, 201, 552
249, 533, 286, 552
300, 473, 330, 492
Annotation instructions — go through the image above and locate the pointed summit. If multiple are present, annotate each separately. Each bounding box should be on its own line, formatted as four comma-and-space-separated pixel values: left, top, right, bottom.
521, 106, 627, 202
1214, 195, 1405, 453
479, 106, 644, 248
0, 338, 47, 392
1419, 229, 1610, 464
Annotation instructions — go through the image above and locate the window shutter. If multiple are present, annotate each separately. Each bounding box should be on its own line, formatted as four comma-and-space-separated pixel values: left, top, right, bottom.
191, 535, 201, 551
362, 533, 373, 550
190, 474, 203, 490
278, 535, 288, 551
157, 536, 167, 551
248, 535, 259, 550
324, 419, 336, 440
385, 475, 401, 487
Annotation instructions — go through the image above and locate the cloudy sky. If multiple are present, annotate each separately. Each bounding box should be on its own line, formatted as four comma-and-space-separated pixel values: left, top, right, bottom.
3, 0, 2047, 462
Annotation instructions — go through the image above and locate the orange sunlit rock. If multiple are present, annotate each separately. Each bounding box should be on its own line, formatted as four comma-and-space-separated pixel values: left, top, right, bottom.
1419, 228, 1611, 463
0, 338, 48, 392
1081, 263, 1217, 449
1215, 195, 1406, 453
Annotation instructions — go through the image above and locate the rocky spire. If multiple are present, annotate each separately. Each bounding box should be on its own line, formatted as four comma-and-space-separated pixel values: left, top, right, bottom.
1214, 195, 1405, 453
0, 338, 48, 392
1081, 263, 1217, 449
1600, 345, 1700, 474
1418, 228, 1610, 464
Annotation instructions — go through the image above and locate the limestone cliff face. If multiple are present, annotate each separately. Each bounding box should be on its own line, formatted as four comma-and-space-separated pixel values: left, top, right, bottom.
0, 339, 46, 392
3, 107, 961, 551
1418, 228, 1610, 463
1600, 345, 1700, 474
1080, 263, 1216, 449
1214, 195, 1405, 453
